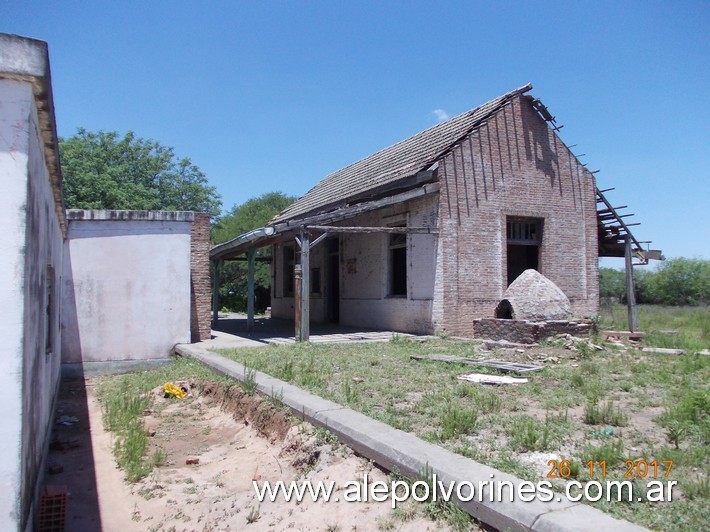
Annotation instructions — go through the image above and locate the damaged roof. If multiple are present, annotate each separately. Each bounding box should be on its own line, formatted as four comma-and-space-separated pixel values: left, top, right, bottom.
272, 83, 533, 224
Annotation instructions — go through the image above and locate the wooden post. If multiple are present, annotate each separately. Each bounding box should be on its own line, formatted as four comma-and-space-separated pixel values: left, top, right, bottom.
212, 259, 221, 328
625, 235, 638, 332
246, 247, 256, 333
300, 229, 310, 342
294, 264, 302, 341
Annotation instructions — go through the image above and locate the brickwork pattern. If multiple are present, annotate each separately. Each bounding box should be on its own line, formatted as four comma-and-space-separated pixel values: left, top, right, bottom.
190, 213, 212, 342
436, 95, 599, 336
473, 318, 593, 344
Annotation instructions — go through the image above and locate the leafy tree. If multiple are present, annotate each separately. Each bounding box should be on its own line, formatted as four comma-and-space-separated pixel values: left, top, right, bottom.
213, 192, 297, 312
599, 259, 710, 306
644, 258, 710, 306
60, 128, 221, 215
599, 267, 627, 302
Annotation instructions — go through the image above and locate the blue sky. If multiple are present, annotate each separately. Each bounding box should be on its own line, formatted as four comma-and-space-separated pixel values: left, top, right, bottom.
5, 1, 709, 263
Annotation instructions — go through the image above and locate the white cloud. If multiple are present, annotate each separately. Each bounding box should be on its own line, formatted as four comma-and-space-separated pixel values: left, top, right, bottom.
433, 109, 450, 122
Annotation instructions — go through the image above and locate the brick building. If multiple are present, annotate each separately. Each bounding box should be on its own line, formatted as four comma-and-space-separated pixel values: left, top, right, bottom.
213, 84, 646, 337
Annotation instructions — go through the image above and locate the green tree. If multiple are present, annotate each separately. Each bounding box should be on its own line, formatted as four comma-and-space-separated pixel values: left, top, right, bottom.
59, 128, 222, 214
644, 258, 710, 306
213, 192, 297, 311
599, 267, 627, 302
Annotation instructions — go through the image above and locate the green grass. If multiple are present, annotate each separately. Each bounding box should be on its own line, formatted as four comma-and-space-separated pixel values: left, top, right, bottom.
213, 305, 709, 530
600, 303, 709, 352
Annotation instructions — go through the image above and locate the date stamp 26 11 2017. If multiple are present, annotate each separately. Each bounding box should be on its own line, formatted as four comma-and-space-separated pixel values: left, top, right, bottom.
547, 459, 674, 479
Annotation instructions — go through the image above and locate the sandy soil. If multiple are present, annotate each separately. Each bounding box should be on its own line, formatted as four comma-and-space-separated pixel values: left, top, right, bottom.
47, 378, 454, 532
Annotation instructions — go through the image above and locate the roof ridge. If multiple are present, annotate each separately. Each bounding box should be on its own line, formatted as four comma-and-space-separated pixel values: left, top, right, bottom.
272, 83, 533, 223
318, 83, 532, 183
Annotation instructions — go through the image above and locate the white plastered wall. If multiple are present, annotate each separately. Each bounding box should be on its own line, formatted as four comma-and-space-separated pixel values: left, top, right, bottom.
62, 218, 192, 362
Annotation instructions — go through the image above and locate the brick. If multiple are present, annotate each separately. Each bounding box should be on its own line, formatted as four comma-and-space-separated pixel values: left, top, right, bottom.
190, 212, 212, 342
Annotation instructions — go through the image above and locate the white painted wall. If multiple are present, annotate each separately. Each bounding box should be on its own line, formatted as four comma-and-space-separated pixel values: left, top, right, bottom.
271, 193, 439, 334
0, 77, 32, 531
62, 218, 192, 362
0, 78, 65, 530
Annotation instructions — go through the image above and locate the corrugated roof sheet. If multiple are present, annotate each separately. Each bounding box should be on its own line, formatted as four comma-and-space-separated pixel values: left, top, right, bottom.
272, 84, 533, 223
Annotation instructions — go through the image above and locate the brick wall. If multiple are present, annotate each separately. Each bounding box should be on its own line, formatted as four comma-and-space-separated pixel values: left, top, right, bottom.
472, 318, 593, 343
190, 212, 212, 342
435, 95, 599, 336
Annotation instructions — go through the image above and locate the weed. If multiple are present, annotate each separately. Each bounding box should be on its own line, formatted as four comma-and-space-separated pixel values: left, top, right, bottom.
665, 419, 689, 449
571, 373, 585, 388
581, 438, 626, 467
267, 386, 285, 409
343, 380, 359, 405
151, 447, 167, 467
313, 427, 341, 448
507, 416, 550, 452
279, 359, 295, 381
479, 390, 502, 414
392, 499, 419, 522
242, 364, 258, 394
245, 506, 260, 524
437, 401, 478, 441
584, 399, 629, 427
681, 474, 710, 500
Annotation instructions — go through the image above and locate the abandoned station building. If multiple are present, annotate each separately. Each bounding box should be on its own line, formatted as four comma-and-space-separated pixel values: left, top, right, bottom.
212, 84, 647, 337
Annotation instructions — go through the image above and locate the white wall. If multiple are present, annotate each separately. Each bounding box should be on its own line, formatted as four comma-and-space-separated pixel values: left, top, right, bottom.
271, 193, 439, 334
0, 78, 65, 530
0, 77, 32, 531
62, 216, 192, 363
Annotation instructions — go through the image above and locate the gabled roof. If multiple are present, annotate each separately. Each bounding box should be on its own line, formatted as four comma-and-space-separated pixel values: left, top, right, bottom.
272, 83, 533, 223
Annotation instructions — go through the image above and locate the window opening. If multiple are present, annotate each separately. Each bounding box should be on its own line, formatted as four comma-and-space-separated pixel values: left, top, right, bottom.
506, 217, 542, 286
389, 229, 407, 296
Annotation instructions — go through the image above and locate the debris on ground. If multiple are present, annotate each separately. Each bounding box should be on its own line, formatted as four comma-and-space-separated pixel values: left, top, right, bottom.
642, 347, 685, 356
163, 382, 188, 399
457, 373, 529, 385
56, 415, 79, 426
412, 354, 545, 375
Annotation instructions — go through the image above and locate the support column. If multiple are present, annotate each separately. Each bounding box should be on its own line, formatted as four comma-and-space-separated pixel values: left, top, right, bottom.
294, 264, 302, 341
212, 259, 222, 328
246, 247, 256, 332
625, 236, 638, 332
300, 229, 310, 342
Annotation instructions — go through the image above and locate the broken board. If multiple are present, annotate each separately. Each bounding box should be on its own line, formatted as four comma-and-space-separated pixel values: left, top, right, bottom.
410, 355, 544, 375
457, 373, 528, 385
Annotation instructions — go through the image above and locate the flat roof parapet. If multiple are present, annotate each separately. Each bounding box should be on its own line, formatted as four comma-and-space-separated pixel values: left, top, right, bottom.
1, 32, 66, 236
66, 209, 197, 222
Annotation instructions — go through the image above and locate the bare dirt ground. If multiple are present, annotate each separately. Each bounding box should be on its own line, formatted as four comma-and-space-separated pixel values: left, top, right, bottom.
48, 378, 454, 531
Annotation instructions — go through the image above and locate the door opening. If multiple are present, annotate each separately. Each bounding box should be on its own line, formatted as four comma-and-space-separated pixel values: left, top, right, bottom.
326, 238, 340, 323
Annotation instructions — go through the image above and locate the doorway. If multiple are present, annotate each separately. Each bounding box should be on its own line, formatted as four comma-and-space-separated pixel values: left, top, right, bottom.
506, 217, 542, 286
326, 238, 340, 323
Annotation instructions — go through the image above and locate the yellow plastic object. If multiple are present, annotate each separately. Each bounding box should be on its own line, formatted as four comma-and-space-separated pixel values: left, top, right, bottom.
163, 383, 187, 399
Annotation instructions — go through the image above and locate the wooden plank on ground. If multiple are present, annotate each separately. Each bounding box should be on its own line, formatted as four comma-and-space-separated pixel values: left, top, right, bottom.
601, 330, 645, 340
410, 354, 478, 365
410, 355, 544, 374
476, 360, 545, 374
642, 347, 685, 356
